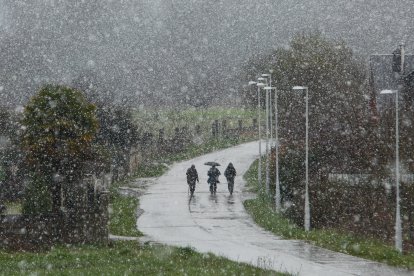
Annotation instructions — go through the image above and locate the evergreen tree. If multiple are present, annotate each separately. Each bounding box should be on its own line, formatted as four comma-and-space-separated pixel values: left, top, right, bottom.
21, 85, 98, 212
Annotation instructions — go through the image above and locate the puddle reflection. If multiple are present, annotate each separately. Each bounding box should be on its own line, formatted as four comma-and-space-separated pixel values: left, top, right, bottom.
188, 194, 197, 212
209, 194, 218, 203
227, 194, 234, 204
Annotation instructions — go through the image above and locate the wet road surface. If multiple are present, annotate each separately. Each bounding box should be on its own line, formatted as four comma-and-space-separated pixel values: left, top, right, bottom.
138, 141, 413, 275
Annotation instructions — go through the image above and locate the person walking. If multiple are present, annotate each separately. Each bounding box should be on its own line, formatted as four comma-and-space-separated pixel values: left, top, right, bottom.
207, 165, 221, 195
186, 164, 199, 196
224, 162, 237, 195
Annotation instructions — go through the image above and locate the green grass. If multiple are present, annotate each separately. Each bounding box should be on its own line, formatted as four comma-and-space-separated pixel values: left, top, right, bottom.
111, 163, 169, 191
109, 193, 142, 237
0, 241, 284, 275
129, 163, 168, 178
108, 162, 170, 237
243, 161, 414, 269
132, 106, 258, 137
108, 162, 169, 238
4, 201, 22, 215
109, 161, 177, 237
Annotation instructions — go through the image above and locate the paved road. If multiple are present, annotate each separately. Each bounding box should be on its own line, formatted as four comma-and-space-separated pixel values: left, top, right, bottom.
137, 141, 413, 275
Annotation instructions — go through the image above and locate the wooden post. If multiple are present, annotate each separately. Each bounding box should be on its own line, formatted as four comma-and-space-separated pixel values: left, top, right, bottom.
253, 118, 257, 129
222, 120, 227, 136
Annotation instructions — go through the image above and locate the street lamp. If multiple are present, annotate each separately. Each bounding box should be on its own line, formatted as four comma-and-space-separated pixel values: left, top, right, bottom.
264, 85, 280, 210
269, 69, 275, 152
380, 89, 402, 252
292, 86, 310, 231
262, 73, 273, 145
263, 71, 280, 211
249, 80, 265, 191
259, 76, 270, 193
262, 74, 272, 196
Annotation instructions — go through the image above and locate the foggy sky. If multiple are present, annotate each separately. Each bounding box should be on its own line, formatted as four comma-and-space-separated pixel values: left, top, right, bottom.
0, 0, 413, 107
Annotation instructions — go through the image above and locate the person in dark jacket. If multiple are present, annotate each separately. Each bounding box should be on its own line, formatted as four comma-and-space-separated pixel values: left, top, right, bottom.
186, 164, 199, 195
224, 162, 237, 195
207, 165, 221, 194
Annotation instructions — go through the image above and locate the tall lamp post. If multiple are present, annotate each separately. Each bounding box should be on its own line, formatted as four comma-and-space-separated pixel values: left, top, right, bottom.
264, 85, 280, 210
258, 77, 270, 193
263, 71, 280, 211
380, 89, 402, 252
262, 75, 273, 195
293, 86, 310, 231
262, 73, 273, 146
249, 80, 265, 191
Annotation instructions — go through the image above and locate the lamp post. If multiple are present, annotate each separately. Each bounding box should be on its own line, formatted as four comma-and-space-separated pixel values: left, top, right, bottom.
380, 89, 402, 252
249, 80, 265, 190
292, 86, 310, 231
262, 73, 273, 146
263, 71, 280, 211
264, 85, 280, 211
258, 77, 270, 194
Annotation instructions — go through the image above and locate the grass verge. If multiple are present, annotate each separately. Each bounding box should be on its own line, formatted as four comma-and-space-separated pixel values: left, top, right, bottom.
109, 193, 142, 237
0, 241, 283, 275
109, 163, 169, 237
129, 163, 169, 178
243, 161, 414, 269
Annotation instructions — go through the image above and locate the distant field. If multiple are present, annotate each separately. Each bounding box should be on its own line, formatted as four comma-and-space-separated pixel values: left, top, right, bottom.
4, 202, 22, 215
132, 106, 258, 137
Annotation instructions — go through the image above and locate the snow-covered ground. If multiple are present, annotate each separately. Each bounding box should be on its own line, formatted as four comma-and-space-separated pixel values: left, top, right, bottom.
137, 141, 412, 276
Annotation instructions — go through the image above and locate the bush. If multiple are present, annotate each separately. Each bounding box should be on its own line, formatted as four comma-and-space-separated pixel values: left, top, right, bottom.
21, 85, 99, 212
22, 173, 52, 215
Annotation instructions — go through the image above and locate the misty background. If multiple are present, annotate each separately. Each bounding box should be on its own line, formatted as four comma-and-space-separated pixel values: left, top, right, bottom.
0, 0, 413, 108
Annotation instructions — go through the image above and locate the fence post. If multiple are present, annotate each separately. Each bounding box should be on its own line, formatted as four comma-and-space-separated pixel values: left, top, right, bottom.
253, 118, 257, 129
212, 120, 219, 138
222, 120, 227, 137
158, 128, 164, 144
182, 126, 189, 146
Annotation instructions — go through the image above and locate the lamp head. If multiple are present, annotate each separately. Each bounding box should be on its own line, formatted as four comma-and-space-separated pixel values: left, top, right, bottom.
380, 89, 397, 94
248, 81, 257, 86
292, 86, 308, 90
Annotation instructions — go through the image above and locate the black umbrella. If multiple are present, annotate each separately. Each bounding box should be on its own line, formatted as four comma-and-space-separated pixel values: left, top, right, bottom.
204, 161, 221, 166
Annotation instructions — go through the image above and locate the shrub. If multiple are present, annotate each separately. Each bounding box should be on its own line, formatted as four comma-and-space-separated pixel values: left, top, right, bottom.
22, 173, 52, 215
